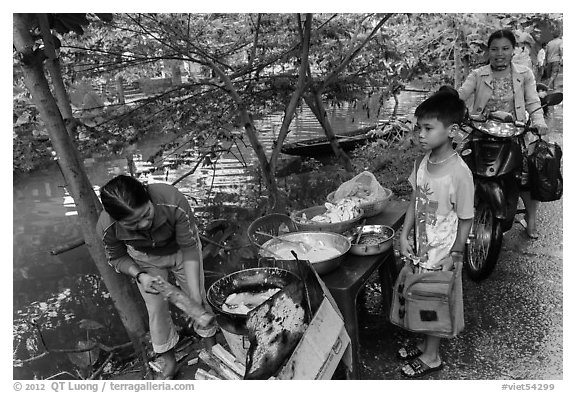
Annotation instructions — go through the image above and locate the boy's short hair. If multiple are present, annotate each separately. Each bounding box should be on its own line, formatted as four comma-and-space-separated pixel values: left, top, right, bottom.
414, 86, 466, 127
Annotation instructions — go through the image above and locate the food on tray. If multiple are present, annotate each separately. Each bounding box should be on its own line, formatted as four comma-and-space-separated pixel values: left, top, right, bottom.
272, 241, 341, 263
245, 281, 307, 380
357, 233, 390, 246
347, 183, 374, 200
297, 198, 361, 224
222, 288, 282, 315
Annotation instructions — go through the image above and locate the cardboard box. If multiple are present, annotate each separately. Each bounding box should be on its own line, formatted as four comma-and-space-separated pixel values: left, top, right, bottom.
276, 296, 350, 380
221, 258, 352, 380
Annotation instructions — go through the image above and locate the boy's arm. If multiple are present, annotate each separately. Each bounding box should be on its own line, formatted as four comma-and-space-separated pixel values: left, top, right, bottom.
451, 218, 472, 254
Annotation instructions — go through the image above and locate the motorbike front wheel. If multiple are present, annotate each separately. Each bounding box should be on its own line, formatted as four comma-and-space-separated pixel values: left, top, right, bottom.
465, 202, 503, 281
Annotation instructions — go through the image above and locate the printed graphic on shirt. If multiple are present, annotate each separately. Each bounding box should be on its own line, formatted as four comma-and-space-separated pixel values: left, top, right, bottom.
410, 154, 474, 267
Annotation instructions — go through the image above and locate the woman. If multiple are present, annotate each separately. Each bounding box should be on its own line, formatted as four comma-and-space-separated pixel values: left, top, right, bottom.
458, 29, 548, 239
96, 175, 217, 379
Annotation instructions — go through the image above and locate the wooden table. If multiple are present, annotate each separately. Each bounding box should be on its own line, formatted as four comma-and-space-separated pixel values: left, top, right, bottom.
322, 200, 409, 379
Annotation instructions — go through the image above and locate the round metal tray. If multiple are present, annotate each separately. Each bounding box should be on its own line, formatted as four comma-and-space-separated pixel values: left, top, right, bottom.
344, 224, 395, 256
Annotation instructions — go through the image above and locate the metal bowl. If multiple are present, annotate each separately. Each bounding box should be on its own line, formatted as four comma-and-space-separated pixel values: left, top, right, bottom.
258, 231, 351, 275
344, 224, 395, 256
291, 205, 364, 233
206, 267, 300, 335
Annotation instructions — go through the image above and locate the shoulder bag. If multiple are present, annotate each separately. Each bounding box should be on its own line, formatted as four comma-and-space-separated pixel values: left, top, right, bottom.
389, 157, 465, 337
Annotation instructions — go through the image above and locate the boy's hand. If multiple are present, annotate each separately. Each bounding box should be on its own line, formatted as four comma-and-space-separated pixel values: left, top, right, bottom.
399, 236, 415, 260
439, 257, 454, 271
440, 251, 464, 271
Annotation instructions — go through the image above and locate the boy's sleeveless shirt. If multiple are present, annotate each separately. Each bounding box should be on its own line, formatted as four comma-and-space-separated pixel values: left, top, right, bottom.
408, 152, 474, 267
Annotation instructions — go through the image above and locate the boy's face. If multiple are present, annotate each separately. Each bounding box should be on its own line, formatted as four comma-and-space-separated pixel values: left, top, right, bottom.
416, 117, 454, 151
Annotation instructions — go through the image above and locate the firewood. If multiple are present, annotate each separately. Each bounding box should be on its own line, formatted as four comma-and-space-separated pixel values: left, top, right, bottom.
212, 344, 246, 375
195, 368, 221, 380
198, 349, 241, 380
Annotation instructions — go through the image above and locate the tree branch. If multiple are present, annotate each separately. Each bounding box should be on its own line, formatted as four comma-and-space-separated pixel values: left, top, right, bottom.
321, 14, 394, 91
269, 13, 313, 173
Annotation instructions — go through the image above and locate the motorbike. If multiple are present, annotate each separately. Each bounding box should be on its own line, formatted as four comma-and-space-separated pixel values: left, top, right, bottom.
457, 91, 563, 281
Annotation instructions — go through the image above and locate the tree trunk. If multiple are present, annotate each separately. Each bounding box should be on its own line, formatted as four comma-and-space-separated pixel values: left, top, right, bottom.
37, 13, 78, 141
116, 75, 125, 104
13, 13, 148, 368
454, 30, 463, 88
304, 92, 354, 172
269, 14, 313, 178
206, 59, 281, 210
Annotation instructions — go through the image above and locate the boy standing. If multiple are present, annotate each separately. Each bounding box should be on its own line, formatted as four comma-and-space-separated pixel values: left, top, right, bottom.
397, 88, 474, 377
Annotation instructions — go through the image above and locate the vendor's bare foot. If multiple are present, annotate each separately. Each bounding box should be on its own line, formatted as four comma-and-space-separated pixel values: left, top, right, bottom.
157, 349, 177, 379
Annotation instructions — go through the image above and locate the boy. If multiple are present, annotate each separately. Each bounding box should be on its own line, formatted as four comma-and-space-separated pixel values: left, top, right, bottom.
397, 87, 474, 377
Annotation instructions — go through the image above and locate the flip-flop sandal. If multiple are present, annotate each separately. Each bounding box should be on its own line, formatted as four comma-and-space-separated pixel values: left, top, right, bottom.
397, 344, 423, 360
400, 358, 444, 378
525, 228, 540, 240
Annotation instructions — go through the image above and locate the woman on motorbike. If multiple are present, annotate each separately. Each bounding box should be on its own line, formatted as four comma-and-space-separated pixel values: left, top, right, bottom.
458, 29, 548, 239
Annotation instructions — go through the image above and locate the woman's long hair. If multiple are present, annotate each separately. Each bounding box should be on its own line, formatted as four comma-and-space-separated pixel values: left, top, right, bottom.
100, 175, 150, 221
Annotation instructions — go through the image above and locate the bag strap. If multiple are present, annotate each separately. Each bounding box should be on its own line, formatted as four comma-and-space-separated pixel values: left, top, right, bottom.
413, 155, 425, 255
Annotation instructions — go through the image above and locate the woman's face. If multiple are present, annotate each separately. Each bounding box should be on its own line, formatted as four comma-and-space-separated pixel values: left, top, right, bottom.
488, 37, 515, 70
120, 201, 155, 231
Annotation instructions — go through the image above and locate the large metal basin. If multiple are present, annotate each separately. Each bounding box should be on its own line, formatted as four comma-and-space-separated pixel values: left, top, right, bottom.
206, 267, 300, 335
259, 231, 351, 275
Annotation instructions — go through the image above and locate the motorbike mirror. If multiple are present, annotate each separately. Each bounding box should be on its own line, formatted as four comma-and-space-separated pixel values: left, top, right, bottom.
542, 92, 563, 107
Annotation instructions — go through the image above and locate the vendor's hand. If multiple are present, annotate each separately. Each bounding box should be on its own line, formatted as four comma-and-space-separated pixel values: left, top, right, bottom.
138, 273, 160, 294
399, 236, 415, 260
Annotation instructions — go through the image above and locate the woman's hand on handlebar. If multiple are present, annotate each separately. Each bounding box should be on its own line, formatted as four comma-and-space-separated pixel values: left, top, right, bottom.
535, 123, 549, 136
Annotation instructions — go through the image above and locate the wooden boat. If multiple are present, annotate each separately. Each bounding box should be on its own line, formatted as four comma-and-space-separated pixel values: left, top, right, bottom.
280, 125, 378, 157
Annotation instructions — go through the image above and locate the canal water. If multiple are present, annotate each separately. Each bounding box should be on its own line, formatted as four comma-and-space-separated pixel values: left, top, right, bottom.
13, 90, 428, 378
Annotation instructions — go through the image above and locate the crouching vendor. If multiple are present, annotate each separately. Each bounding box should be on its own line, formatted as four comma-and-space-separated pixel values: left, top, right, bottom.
96, 175, 217, 379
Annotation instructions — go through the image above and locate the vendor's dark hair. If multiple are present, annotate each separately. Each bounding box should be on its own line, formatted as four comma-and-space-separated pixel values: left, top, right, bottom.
415, 85, 466, 127
100, 175, 150, 221
488, 29, 516, 48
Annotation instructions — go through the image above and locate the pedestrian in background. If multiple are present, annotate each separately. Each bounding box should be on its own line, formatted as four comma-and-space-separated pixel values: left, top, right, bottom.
545, 30, 563, 89
513, 32, 535, 69
537, 42, 547, 82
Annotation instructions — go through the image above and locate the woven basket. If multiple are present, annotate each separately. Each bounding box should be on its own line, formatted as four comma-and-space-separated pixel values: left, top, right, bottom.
290, 205, 364, 234
327, 187, 393, 217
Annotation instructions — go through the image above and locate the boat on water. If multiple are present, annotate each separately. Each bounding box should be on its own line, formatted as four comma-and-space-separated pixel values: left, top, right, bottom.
280, 125, 378, 157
